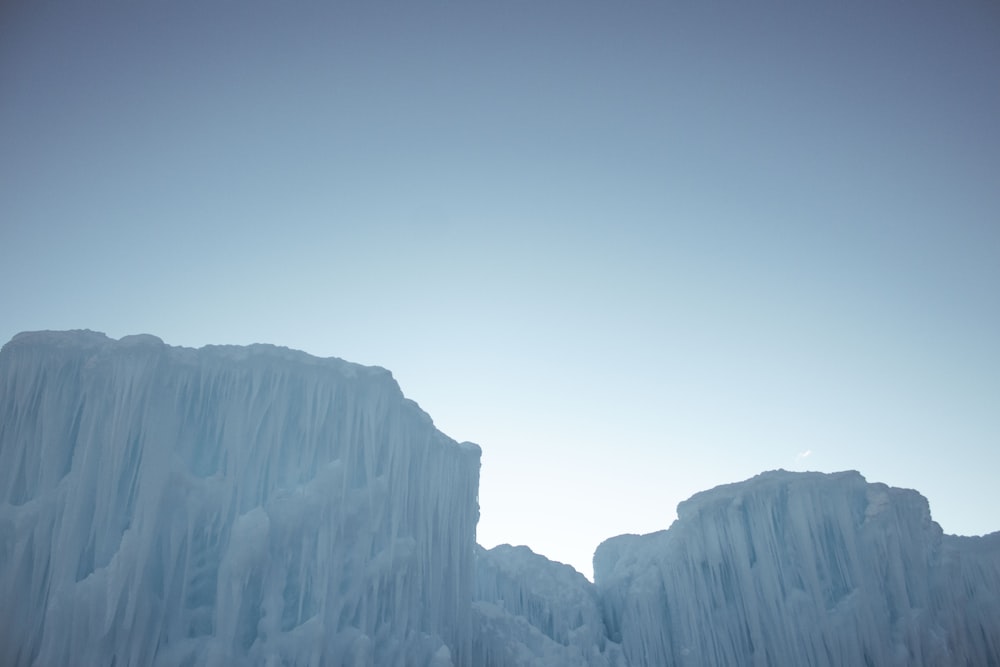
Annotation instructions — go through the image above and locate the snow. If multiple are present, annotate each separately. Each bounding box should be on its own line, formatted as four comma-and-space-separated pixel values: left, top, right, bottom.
594, 470, 1000, 666
0, 330, 480, 666
2, 330, 999, 666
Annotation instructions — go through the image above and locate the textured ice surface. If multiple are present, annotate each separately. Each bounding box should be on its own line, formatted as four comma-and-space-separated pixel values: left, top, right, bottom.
0, 331, 480, 666
594, 470, 1000, 667
3, 331, 999, 666
472, 544, 626, 667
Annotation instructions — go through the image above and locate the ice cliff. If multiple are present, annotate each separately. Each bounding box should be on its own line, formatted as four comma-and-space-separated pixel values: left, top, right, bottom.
2, 331, 999, 666
594, 470, 1000, 666
0, 331, 480, 666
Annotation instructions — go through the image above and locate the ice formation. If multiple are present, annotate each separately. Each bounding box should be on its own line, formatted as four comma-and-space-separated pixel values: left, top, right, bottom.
472, 544, 626, 667
0, 331, 480, 666
2, 331, 999, 666
594, 470, 1000, 666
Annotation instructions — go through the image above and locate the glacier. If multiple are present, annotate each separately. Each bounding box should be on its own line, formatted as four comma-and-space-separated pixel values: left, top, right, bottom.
2, 330, 999, 666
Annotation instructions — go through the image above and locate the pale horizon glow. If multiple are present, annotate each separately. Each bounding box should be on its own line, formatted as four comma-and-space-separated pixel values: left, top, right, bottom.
2, 0, 999, 580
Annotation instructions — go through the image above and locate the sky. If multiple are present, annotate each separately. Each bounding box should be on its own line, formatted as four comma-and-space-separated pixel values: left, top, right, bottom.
2, 0, 998, 580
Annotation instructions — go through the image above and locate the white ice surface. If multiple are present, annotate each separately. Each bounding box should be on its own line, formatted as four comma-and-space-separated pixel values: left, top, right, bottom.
594, 470, 1000, 666
3, 331, 999, 667
0, 331, 481, 666
472, 544, 626, 667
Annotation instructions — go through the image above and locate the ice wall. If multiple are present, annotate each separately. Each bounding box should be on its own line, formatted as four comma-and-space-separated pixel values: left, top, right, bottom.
594, 470, 1000, 667
0, 331, 481, 667
4, 331, 999, 667
472, 544, 625, 667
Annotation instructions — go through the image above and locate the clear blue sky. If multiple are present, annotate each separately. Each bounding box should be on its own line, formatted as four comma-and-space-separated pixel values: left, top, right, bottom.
3, 0, 998, 579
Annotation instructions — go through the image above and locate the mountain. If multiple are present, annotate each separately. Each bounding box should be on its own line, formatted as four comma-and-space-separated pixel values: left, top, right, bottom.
1, 331, 998, 666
